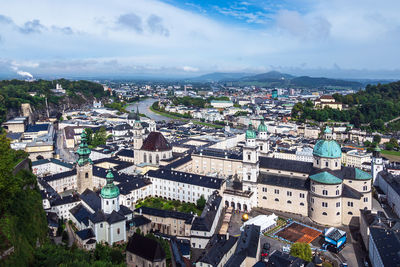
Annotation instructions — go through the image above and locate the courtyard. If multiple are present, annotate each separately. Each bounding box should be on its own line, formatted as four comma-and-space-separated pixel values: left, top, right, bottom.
135, 197, 203, 216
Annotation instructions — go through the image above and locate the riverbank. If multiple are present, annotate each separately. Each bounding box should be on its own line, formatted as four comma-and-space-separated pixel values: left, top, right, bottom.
149, 105, 224, 129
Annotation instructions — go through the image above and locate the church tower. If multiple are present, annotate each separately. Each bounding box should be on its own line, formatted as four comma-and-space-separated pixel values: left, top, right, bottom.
242, 122, 259, 191
100, 169, 120, 214
372, 145, 384, 185
76, 131, 93, 194
257, 119, 269, 155
133, 106, 143, 150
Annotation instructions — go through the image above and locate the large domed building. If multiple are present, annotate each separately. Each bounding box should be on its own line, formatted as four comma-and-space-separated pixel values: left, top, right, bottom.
257, 126, 372, 226
134, 131, 173, 166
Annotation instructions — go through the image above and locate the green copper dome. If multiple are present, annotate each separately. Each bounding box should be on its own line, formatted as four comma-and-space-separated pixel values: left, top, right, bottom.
101, 169, 120, 199
76, 131, 92, 166
324, 126, 332, 134
258, 120, 268, 132
245, 122, 257, 139
313, 139, 342, 158
310, 172, 342, 184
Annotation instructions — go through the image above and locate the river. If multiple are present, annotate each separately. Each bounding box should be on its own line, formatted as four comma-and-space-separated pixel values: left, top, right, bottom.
126, 98, 172, 122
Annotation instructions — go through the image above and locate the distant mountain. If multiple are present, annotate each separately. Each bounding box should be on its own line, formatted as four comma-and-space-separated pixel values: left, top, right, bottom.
191, 70, 363, 89
240, 71, 294, 82
190, 72, 253, 82
290, 76, 362, 88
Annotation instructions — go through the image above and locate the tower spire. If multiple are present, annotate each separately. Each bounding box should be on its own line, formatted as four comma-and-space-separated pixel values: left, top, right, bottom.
76, 131, 92, 166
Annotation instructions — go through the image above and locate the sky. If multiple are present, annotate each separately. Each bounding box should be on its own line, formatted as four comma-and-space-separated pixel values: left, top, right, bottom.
0, 0, 400, 79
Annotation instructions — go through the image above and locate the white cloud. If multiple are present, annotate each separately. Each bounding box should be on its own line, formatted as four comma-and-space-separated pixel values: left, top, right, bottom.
182, 66, 199, 72
0, 0, 398, 78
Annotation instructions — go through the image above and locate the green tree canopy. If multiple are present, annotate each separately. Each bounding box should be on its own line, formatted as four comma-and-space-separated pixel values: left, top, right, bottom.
290, 242, 312, 262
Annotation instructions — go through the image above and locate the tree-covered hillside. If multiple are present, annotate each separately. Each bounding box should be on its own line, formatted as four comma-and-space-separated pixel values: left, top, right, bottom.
292, 80, 400, 132
0, 79, 107, 124
0, 133, 48, 266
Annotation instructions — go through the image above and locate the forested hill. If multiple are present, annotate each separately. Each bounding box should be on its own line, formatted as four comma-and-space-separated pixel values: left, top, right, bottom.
0, 79, 107, 124
0, 134, 48, 266
292, 80, 400, 132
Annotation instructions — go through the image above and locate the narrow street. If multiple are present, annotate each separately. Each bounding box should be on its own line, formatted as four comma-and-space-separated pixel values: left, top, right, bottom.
56, 130, 76, 163
65, 223, 75, 247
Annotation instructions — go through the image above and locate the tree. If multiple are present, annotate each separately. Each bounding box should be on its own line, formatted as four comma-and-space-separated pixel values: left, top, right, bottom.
290, 242, 312, 262
196, 195, 206, 210
85, 128, 94, 145
389, 137, 399, 149
373, 135, 382, 144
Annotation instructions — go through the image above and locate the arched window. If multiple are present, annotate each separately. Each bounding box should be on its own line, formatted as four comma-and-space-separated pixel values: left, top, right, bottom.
156, 154, 160, 164
262, 196, 267, 200
322, 212, 327, 216
336, 212, 340, 215
117, 228, 120, 234
274, 198, 279, 202
85, 173, 88, 178
325, 161, 329, 167
335, 161, 338, 167
144, 153, 147, 163
287, 200, 292, 204
149, 154, 153, 163
348, 211, 353, 215
300, 202, 304, 206
322, 190, 328, 195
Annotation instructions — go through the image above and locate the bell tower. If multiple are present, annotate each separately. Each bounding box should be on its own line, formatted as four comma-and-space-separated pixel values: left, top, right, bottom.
242, 122, 259, 191
101, 169, 120, 214
133, 106, 143, 150
76, 131, 93, 194
372, 145, 384, 185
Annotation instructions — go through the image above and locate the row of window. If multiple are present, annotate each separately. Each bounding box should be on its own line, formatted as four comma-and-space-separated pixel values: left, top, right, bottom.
316, 159, 339, 167
262, 196, 305, 206
310, 209, 353, 216
261, 187, 305, 198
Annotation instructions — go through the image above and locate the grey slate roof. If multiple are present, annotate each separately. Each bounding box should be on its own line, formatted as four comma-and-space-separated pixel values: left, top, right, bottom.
32, 158, 73, 169
370, 227, 400, 267
126, 233, 166, 262
225, 224, 261, 267
128, 215, 151, 227
116, 149, 134, 158
80, 189, 101, 212
197, 235, 238, 266
70, 203, 91, 226
191, 192, 222, 232
147, 169, 224, 189
259, 157, 313, 174
258, 173, 309, 190
135, 206, 194, 224
164, 155, 192, 170
76, 228, 95, 241
267, 250, 308, 267
43, 169, 77, 182
342, 184, 363, 199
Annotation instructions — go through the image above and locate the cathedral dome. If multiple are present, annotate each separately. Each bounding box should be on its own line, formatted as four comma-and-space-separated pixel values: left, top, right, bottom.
245, 123, 257, 139
101, 169, 120, 199
257, 120, 268, 132
313, 139, 342, 158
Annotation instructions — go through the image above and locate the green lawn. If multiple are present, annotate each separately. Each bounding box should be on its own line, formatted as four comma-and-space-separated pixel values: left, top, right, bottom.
381, 150, 400, 156
149, 105, 223, 129
135, 197, 203, 216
